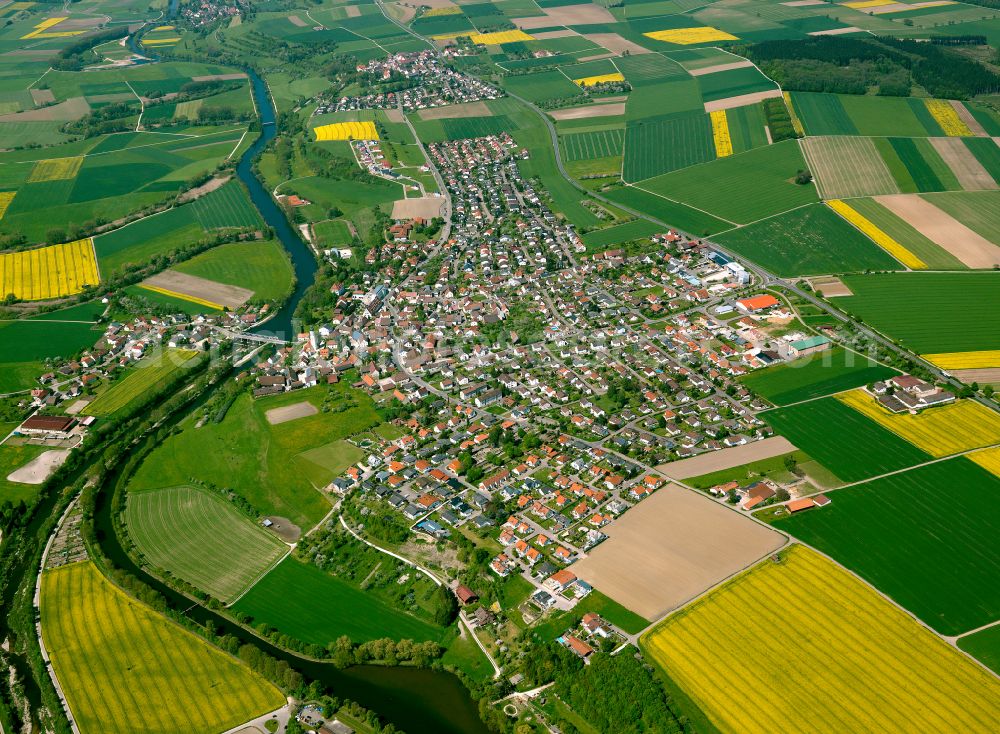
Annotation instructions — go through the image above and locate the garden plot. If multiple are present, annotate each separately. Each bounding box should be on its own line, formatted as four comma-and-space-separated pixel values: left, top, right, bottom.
874, 194, 1000, 269
141, 270, 254, 310
570, 484, 784, 621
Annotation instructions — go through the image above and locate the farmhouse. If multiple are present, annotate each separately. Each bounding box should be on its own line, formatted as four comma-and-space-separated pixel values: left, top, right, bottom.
871, 375, 955, 413
18, 415, 77, 438
786, 335, 830, 358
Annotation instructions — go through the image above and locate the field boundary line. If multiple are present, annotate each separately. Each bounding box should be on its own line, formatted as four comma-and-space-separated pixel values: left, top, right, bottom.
228, 129, 248, 159
225, 545, 292, 607
953, 618, 1000, 641
624, 181, 739, 227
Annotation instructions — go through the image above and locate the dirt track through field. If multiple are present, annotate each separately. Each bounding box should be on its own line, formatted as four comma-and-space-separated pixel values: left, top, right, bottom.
265, 401, 318, 425
704, 89, 781, 113
571, 484, 784, 620
549, 102, 625, 120
658, 436, 798, 479
875, 194, 1000, 268
584, 33, 652, 55
929, 138, 997, 190
418, 101, 491, 120
688, 60, 754, 76
144, 270, 254, 309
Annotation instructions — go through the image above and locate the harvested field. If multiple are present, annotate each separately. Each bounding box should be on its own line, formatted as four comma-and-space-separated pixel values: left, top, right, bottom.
142, 270, 253, 310
642, 545, 1000, 734
549, 102, 625, 120
30, 89, 55, 105
703, 89, 781, 113
265, 400, 318, 425
191, 73, 248, 82
953, 368, 1000, 384
417, 101, 491, 120
584, 33, 652, 55
658, 436, 797, 479
382, 108, 404, 123
391, 196, 444, 219
875, 194, 1000, 268
514, 5, 615, 29
570, 484, 784, 621
0, 97, 89, 122
688, 59, 754, 76
801, 136, 899, 199
951, 100, 987, 137
7, 449, 69, 484
928, 137, 997, 190
810, 275, 853, 296
808, 26, 864, 35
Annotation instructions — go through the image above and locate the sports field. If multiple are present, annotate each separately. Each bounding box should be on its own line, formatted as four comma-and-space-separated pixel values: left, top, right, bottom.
642, 545, 1000, 733
774, 458, 1000, 634
41, 562, 283, 734
715, 203, 899, 276
0, 239, 99, 301
314, 121, 379, 141
739, 346, 896, 406
125, 485, 288, 603
233, 556, 447, 644
837, 390, 1000, 458
84, 349, 198, 418
762, 397, 932, 482
837, 273, 1000, 353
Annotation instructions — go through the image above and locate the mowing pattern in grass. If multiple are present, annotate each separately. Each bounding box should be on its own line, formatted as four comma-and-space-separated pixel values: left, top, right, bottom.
41, 562, 283, 734
642, 545, 1000, 733
837, 391, 1000, 458
774, 459, 1000, 635
233, 557, 446, 644
189, 180, 262, 229
800, 136, 899, 199
838, 273, 1000, 353
715, 203, 899, 277
739, 347, 897, 406
762, 397, 932, 483
125, 485, 287, 603
624, 112, 713, 181
562, 128, 624, 162
638, 140, 818, 224
83, 349, 198, 418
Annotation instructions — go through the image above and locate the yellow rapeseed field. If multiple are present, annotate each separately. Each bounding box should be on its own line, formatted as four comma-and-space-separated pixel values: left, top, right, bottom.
469, 29, 534, 45
709, 110, 733, 157
878, 0, 954, 10
0, 191, 15, 220
643, 26, 738, 45
0, 238, 99, 301
827, 199, 927, 269
41, 562, 284, 734
314, 120, 379, 141
139, 284, 223, 310
842, 0, 897, 8
20, 16, 83, 39
28, 156, 84, 183
925, 99, 973, 136
143, 37, 180, 45
837, 389, 1000, 457
422, 6, 461, 16
969, 446, 1000, 478
642, 545, 1000, 734
783, 92, 805, 136
923, 350, 1000, 369
573, 72, 625, 87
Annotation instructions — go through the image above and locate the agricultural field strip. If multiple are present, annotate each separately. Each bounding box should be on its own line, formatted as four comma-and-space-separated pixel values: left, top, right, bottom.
625, 182, 740, 228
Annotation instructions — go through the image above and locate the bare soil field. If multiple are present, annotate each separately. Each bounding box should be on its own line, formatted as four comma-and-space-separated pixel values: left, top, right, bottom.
144, 271, 254, 310
262, 516, 301, 543
391, 196, 445, 219
264, 401, 318, 425
571, 485, 785, 621
704, 89, 781, 113
950, 101, 987, 137
345, 5, 361, 17
808, 26, 863, 36
658, 436, 798, 479
287, 15, 307, 27
549, 102, 625, 120
382, 108, 405, 123
533, 29, 579, 40
577, 52, 615, 62
30, 89, 55, 105
952, 368, 1000, 384
515, 5, 615, 29
782, 0, 825, 5
809, 276, 853, 297
930, 137, 997, 190
585, 33, 652, 55
7, 450, 70, 484
875, 194, 1000, 268
417, 101, 491, 120
65, 399, 90, 416
192, 73, 248, 82
0, 97, 89, 122
688, 60, 754, 77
